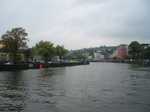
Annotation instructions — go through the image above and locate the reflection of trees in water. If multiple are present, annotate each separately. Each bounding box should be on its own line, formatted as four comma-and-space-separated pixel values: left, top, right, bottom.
35, 68, 66, 104
0, 71, 27, 112
39, 68, 66, 80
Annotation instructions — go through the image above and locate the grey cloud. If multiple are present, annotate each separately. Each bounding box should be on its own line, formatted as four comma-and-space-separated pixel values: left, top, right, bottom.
0, 0, 150, 49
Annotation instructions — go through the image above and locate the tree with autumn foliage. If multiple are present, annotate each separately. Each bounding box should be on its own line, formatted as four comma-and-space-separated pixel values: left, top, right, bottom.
1, 27, 28, 63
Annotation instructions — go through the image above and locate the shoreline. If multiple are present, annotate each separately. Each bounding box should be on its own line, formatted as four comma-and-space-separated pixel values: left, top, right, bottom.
0, 61, 89, 71
0, 60, 149, 71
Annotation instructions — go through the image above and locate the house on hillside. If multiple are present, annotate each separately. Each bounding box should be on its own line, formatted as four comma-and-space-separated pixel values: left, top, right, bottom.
94, 51, 105, 61
112, 45, 128, 60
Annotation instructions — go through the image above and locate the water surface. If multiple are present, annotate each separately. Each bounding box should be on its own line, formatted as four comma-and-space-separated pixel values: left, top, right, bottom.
0, 63, 150, 112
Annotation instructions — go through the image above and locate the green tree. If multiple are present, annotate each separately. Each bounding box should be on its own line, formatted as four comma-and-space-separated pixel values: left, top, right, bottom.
1, 27, 28, 63
144, 45, 150, 60
55, 45, 68, 59
34, 41, 55, 63
128, 41, 142, 61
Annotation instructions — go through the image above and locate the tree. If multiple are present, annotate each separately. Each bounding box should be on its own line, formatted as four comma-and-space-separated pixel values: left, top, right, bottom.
34, 41, 55, 63
55, 45, 68, 59
1, 27, 28, 63
144, 45, 150, 60
128, 41, 142, 61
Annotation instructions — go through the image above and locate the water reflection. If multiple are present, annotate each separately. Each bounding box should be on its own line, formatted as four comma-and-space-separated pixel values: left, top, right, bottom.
0, 63, 150, 112
25, 68, 67, 111
0, 71, 26, 112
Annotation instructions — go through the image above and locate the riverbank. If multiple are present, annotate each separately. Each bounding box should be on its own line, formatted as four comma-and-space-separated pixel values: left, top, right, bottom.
0, 60, 149, 71
90, 59, 150, 66
0, 61, 90, 71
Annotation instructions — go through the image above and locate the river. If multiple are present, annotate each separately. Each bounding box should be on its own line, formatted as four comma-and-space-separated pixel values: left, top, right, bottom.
0, 62, 150, 112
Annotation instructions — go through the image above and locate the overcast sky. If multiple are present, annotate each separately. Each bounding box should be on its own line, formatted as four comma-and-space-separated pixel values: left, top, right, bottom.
0, 0, 149, 49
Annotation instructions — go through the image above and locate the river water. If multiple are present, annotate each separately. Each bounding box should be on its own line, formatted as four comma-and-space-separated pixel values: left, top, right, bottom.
0, 62, 150, 112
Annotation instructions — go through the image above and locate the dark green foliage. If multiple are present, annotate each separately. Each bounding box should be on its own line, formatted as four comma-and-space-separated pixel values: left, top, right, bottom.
128, 41, 141, 60
55, 45, 68, 59
128, 41, 150, 64
34, 41, 55, 63
33, 41, 68, 63
144, 46, 150, 60
1, 27, 28, 63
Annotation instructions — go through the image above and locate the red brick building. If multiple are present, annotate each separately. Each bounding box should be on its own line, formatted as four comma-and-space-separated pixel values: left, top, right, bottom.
114, 45, 128, 59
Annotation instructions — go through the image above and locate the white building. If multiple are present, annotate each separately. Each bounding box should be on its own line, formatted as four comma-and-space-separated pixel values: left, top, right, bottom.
94, 51, 105, 61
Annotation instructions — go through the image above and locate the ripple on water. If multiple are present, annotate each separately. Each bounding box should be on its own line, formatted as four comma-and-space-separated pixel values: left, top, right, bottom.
0, 63, 150, 112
